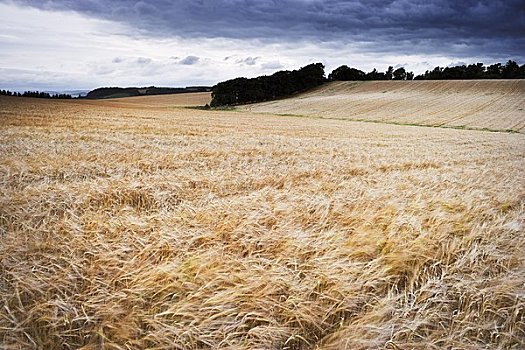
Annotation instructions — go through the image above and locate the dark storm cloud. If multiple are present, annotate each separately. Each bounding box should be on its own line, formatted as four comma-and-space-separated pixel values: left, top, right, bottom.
7, 0, 525, 59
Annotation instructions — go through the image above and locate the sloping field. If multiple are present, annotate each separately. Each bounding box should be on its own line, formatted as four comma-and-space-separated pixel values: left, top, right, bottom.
242, 80, 525, 133
1, 95, 524, 349
78, 91, 212, 109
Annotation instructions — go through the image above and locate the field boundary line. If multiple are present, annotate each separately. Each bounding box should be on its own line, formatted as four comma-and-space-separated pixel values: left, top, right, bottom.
236, 109, 523, 134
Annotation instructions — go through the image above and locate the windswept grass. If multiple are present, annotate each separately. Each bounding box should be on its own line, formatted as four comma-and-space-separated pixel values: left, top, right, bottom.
1, 95, 524, 349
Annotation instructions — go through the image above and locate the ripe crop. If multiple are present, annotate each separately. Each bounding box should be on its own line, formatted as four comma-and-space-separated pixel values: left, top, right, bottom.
243, 80, 525, 133
1, 88, 524, 349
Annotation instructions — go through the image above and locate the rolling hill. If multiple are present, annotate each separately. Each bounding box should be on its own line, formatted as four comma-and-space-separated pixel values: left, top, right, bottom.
77, 91, 212, 109
85, 86, 212, 99
242, 80, 525, 133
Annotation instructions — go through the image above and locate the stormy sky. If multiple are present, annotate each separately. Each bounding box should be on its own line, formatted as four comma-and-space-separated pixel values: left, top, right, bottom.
0, 0, 524, 91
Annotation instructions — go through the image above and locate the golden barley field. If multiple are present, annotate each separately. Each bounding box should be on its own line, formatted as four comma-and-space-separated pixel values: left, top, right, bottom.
79, 92, 212, 109
0, 86, 524, 349
243, 80, 525, 133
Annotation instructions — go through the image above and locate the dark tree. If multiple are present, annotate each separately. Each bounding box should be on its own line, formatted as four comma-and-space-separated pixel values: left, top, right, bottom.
486, 63, 502, 78
328, 65, 366, 81
385, 66, 394, 80
365, 68, 387, 80
465, 63, 485, 79
16, 90, 72, 99
84, 86, 211, 99
1, 89, 15, 96
414, 60, 523, 80
211, 63, 326, 107
392, 67, 407, 80
502, 60, 520, 79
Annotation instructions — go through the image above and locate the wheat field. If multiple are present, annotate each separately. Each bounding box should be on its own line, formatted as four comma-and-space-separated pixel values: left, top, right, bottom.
242, 80, 525, 133
1, 89, 524, 349
79, 92, 212, 109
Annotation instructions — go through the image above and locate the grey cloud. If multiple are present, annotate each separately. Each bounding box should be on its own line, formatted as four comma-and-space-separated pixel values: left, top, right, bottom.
448, 61, 468, 67
179, 55, 200, 65
110, 56, 153, 66
88, 65, 115, 75
6, 0, 525, 61
394, 63, 408, 69
261, 61, 284, 70
0, 67, 90, 90
236, 57, 260, 66
136, 57, 152, 65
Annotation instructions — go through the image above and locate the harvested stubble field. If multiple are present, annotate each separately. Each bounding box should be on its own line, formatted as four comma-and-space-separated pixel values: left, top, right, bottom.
0, 87, 524, 349
243, 80, 525, 133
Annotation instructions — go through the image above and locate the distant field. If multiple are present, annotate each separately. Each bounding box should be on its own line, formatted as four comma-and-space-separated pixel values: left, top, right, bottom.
78, 91, 212, 109
242, 80, 525, 133
0, 94, 524, 349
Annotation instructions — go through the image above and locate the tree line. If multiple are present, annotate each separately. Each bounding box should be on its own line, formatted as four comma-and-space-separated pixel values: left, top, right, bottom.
330, 60, 525, 81
329, 65, 415, 81
210, 63, 325, 107
0, 90, 73, 99
86, 86, 211, 99
414, 60, 525, 80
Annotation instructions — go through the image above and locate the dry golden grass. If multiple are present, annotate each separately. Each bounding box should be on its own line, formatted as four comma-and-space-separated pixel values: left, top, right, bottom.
1, 93, 524, 349
74, 92, 212, 110
242, 80, 525, 133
